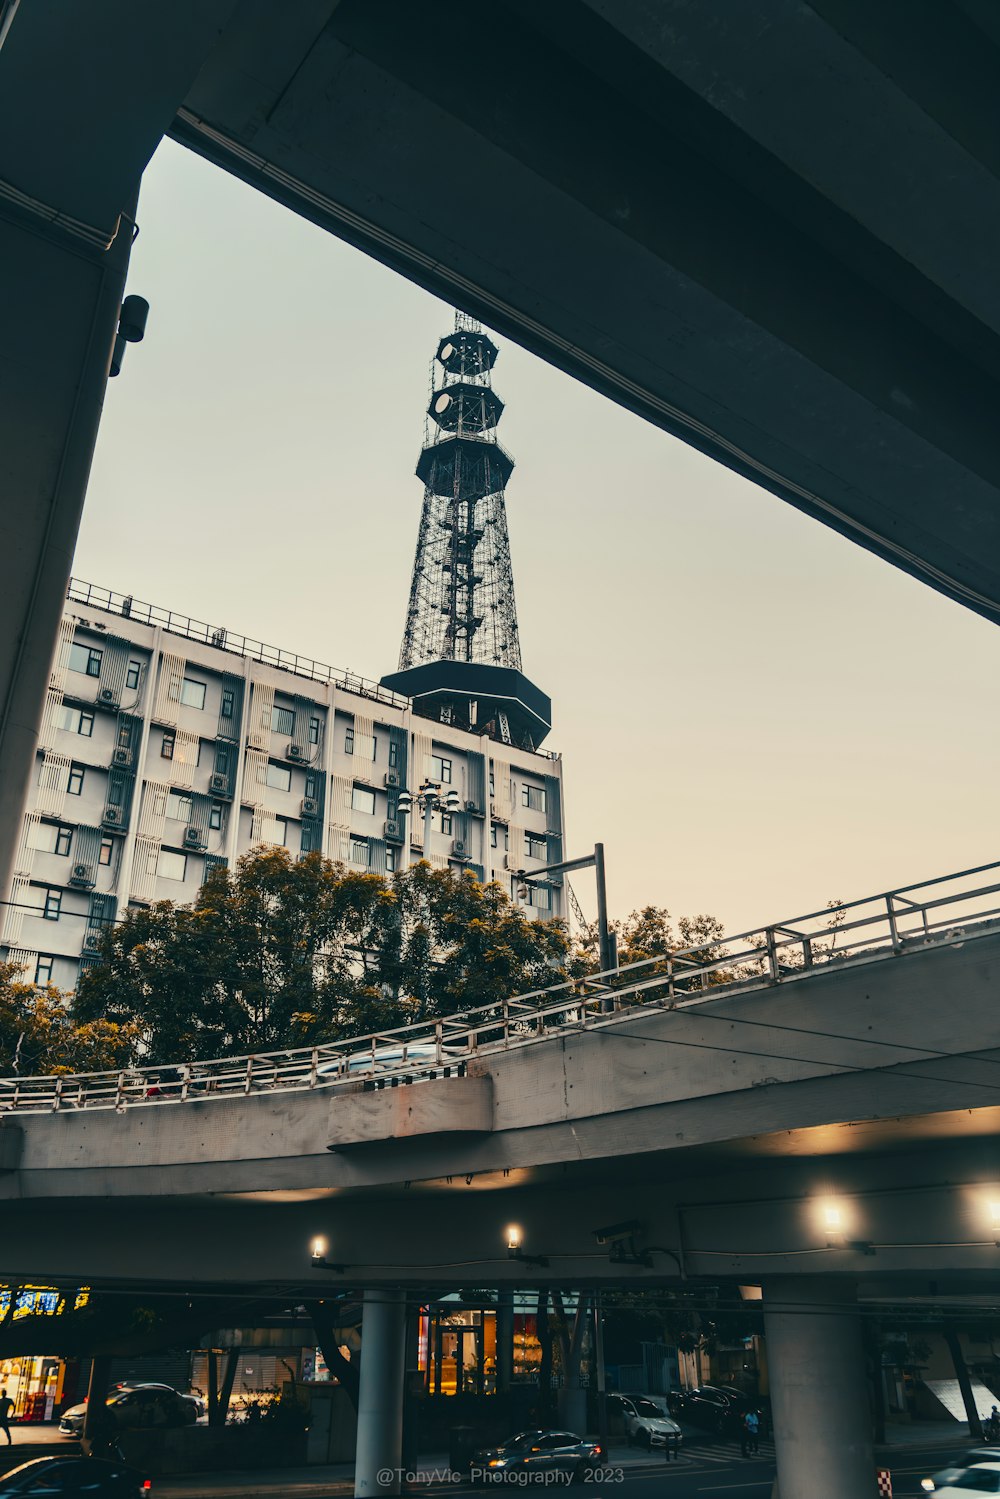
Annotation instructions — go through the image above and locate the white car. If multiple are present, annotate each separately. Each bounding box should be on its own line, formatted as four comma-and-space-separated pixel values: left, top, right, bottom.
608, 1394, 683, 1451
317, 1043, 465, 1081
922, 1461, 1000, 1494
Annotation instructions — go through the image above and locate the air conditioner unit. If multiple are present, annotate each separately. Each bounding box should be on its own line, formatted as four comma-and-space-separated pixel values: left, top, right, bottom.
82, 932, 102, 953
384, 770, 401, 789
452, 839, 468, 859
112, 747, 132, 768
301, 797, 319, 817
209, 772, 229, 796
98, 687, 118, 705
287, 744, 305, 761
384, 818, 404, 843
183, 826, 206, 849
69, 863, 96, 889
102, 807, 123, 827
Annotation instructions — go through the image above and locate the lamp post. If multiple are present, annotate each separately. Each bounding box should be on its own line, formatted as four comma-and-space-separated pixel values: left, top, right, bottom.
396, 779, 460, 858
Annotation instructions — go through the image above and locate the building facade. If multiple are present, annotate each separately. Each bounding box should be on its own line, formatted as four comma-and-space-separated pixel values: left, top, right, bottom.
1, 579, 565, 993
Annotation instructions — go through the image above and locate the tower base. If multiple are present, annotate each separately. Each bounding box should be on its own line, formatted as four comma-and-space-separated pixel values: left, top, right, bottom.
380, 661, 551, 750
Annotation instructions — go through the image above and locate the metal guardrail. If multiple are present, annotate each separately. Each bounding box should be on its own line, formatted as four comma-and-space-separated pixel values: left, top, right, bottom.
2, 859, 999, 1114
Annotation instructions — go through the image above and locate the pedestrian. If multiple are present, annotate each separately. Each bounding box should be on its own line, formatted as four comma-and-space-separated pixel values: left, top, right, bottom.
988, 1406, 1000, 1442
741, 1408, 760, 1458
0, 1387, 15, 1444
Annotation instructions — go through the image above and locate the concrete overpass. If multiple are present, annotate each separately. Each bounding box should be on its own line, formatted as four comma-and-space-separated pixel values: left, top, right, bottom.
4, 1, 1000, 894
3, 860, 1000, 1496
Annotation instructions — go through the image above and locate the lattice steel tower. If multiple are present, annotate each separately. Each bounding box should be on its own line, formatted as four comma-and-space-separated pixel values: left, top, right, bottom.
382, 314, 551, 749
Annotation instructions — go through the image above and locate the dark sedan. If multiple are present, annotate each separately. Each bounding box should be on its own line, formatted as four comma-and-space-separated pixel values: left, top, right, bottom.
472, 1430, 607, 1483
669, 1384, 765, 1437
0, 1457, 151, 1495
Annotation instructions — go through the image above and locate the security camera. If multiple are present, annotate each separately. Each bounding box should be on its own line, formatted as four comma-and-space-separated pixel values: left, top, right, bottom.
592, 1219, 643, 1246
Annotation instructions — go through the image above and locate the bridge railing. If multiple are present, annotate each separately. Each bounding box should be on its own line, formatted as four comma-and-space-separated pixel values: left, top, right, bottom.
2, 858, 999, 1113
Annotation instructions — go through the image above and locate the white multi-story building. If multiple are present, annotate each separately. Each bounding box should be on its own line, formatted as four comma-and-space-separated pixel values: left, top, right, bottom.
1, 579, 566, 993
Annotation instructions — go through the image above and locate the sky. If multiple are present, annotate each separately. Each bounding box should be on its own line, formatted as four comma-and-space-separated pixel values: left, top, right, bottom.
80, 138, 1000, 937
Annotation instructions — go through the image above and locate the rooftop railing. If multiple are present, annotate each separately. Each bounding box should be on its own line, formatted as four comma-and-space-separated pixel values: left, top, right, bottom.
2, 858, 998, 1114
65, 579, 561, 759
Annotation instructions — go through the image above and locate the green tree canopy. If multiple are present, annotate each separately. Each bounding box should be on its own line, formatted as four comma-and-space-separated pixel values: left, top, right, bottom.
74, 849, 570, 1063
0, 960, 138, 1075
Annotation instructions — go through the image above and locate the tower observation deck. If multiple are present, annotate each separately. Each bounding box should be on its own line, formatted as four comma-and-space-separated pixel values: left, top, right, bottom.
381, 315, 551, 749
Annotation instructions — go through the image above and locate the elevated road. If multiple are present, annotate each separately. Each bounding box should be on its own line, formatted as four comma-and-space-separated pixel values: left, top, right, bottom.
3, 862, 1000, 1294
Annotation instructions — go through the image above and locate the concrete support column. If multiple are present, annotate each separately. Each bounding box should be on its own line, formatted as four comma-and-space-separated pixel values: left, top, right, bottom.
496, 1288, 514, 1394
355, 1288, 407, 1499
764, 1279, 876, 1499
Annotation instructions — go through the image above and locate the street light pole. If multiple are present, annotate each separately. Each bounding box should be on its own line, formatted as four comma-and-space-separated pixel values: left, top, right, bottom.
396, 780, 460, 863
515, 844, 617, 977
594, 1288, 609, 1454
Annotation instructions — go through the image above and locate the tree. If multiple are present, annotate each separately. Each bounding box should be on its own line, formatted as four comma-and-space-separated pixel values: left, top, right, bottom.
75, 848, 571, 1063
0, 960, 138, 1075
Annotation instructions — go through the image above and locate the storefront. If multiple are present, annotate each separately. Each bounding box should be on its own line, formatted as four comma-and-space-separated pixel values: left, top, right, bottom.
421, 1298, 546, 1396
0, 1284, 90, 1421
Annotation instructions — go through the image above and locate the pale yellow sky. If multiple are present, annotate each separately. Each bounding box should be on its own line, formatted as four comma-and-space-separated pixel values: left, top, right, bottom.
80, 140, 1000, 937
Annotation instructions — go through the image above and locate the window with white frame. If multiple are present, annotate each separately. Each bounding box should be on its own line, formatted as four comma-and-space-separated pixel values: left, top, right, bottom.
209, 804, 223, 831
522, 784, 547, 813
99, 837, 113, 867
57, 705, 94, 737
69, 643, 102, 677
352, 785, 376, 815
167, 791, 193, 823
265, 762, 292, 793
385, 846, 397, 872
271, 705, 295, 736
154, 849, 187, 882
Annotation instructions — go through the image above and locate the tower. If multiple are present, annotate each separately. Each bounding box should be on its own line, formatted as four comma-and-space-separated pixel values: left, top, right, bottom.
381, 314, 551, 749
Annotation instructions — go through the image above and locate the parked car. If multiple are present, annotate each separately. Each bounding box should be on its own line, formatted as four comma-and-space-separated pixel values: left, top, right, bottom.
472, 1430, 606, 1482
668, 1385, 764, 1437
608, 1394, 682, 1450
920, 1461, 1000, 1494
58, 1383, 199, 1436
922, 1452, 1000, 1492
0, 1457, 151, 1495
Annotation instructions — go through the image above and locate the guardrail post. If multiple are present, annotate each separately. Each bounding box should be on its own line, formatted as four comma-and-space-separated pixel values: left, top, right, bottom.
765, 928, 780, 982
309, 1049, 319, 1088
435, 1022, 443, 1064
802, 935, 813, 968
180, 1066, 190, 1101
885, 896, 903, 952
244, 1057, 254, 1095
52, 1077, 63, 1112
114, 1072, 124, 1110
502, 1002, 510, 1047
667, 957, 675, 1007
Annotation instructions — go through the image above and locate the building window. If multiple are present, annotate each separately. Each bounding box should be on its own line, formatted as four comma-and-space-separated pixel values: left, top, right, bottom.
350, 836, 370, 867
272, 705, 295, 736
54, 826, 72, 857
526, 883, 551, 911
67, 765, 84, 796
221, 688, 235, 720
431, 754, 452, 784
491, 825, 508, 851
525, 831, 547, 861
522, 784, 547, 813
305, 774, 318, 800
167, 791, 193, 823
301, 824, 316, 854
438, 813, 453, 836
489, 771, 495, 796
156, 849, 187, 882
215, 746, 230, 774
309, 715, 321, 745
42, 889, 62, 921
34, 955, 53, 986
69, 643, 102, 677
345, 726, 354, 755
388, 740, 399, 769
99, 837, 113, 867
116, 722, 131, 750
125, 660, 142, 691
161, 730, 175, 760
385, 846, 397, 872
272, 817, 289, 848
58, 706, 94, 737
180, 678, 207, 710
352, 784, 376, 816
265, 762, 292, 793
209, 804, 223, 831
